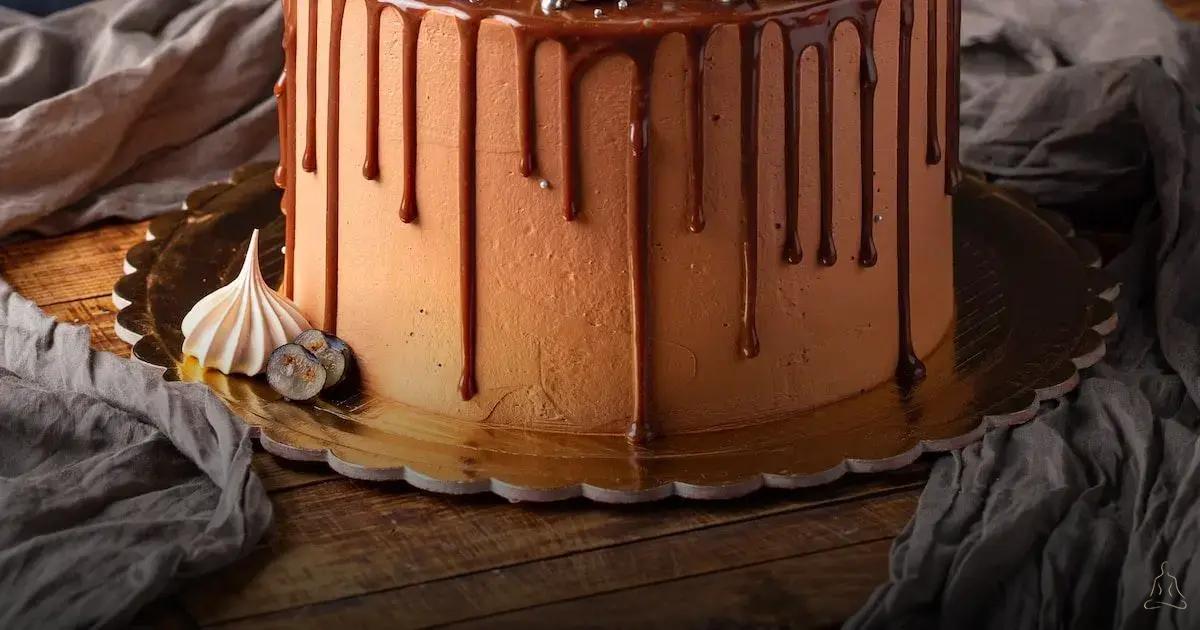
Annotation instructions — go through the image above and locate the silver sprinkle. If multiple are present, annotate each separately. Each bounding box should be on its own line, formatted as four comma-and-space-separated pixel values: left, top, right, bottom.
617, 0, 628, 8
553, 0, 565, 9
594, 8, 603, 17
538, 178, 551, 190
873, 214, 884, 223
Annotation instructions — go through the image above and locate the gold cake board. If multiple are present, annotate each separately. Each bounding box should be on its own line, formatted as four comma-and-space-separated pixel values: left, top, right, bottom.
112, 163, 1117, 503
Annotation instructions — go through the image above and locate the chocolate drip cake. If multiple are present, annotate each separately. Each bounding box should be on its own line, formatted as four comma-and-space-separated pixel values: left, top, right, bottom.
275, 0, 959, 441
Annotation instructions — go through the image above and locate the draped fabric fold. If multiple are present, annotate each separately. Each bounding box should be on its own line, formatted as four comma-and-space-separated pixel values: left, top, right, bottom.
850, 1, 1200, 628
0, 1, 281, 627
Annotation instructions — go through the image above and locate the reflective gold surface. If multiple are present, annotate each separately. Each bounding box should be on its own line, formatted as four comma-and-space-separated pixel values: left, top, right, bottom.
113, 163, 1117, 502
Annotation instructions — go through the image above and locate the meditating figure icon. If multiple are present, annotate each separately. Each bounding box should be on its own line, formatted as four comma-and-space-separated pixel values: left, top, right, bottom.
1144, 562, 1188, 610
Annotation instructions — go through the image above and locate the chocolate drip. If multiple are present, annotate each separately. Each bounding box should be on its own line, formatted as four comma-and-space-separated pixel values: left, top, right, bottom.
557, 43, 607, 222
284, 0, 956, 433
322, 0, 348, 331
780, 30, 802, 264
896, 0, 926, 386
275, 73, 288, 189
738, 25, 762, 359
302, 0, 318, 172
925, 0, 941, 164
626, 45, 655, 444
555, 39, 657, 439
515, 30, 538, 177
280, 0, 298, 298
399, 11, 423, 223
458, 19, 480, 401
945, 0, 961, 192
684, 32, 706, 234
779, 9, 882, 269
559, 51, 579, 221
857, 16, 879, 267
363, 1, 386, 180
815, 39, 836, 267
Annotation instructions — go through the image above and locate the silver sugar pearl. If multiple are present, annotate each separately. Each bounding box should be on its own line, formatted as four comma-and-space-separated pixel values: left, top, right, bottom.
618, 0, 628, 8
538, 178, 550, 190
593, 7, 604, 17
873, 214, 884, 223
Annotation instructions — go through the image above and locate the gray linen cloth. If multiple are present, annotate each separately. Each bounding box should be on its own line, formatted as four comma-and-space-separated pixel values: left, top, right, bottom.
849, 0, 1200, 628
0, 0, 282, 237
0, 1, 280, 627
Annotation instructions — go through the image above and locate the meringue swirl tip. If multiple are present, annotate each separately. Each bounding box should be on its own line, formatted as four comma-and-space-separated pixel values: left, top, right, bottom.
181, 229, 311, 376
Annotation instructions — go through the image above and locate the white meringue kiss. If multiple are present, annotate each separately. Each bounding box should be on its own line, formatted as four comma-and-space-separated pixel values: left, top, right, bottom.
182, 229, 310, 375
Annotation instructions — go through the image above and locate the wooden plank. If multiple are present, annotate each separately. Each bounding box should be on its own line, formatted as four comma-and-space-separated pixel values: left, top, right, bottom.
41, 296, 128, 357
0, 220, 147, 306
459, 538, 896, 629
252, 450, 340, 494
209, 487, 918, 629
182, 464, 928, 625
129, 595, 200, 630
1166, 0, 1200, 23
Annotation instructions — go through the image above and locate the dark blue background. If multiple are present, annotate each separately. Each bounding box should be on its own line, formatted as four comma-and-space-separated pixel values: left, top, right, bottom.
1, 0, 93, 16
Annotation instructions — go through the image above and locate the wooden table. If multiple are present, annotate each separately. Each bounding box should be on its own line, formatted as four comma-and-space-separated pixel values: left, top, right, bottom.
1169, 0, 1200, 21
0, 220, 928, 628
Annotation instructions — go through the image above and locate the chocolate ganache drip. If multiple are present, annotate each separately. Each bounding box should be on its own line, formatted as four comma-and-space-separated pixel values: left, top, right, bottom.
945, 0, 961, 192
738, 24, 763, 360
895, 0, 926, 386
278, 0, 298, 297
277, 0, 956, 440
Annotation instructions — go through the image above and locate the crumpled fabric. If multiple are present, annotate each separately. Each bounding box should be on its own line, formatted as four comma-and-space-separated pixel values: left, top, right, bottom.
0, 0, 281, 238
849, 1, 1200, 628
0, 1, 280, 628
0, 283, 271, 629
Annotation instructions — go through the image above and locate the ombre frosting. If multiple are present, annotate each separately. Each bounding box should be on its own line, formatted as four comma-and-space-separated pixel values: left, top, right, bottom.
182, 230, 310, 375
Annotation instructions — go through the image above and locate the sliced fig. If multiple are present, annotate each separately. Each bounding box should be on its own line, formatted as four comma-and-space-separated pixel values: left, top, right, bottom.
293, 329, 355, 390
266, 344, 326, 402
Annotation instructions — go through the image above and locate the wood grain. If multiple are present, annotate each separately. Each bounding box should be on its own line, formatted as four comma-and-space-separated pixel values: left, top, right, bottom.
466, 538, 896, 629
183, 466, 926, 626
41, 296, 127, 357
252, 450, 340, 493
1165, 0, 1200, 23
0, 220, 146, 306
129, 596, 200, 630
211, 488, 918, 629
